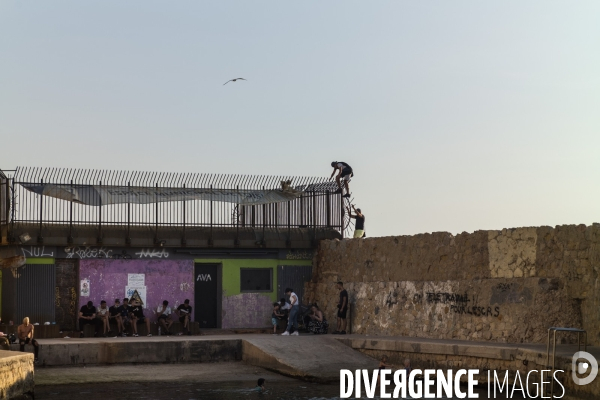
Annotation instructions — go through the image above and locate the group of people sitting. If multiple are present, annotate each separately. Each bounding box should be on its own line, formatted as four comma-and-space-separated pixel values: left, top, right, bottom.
271, 298, 329, 335
78, 298, 193, 337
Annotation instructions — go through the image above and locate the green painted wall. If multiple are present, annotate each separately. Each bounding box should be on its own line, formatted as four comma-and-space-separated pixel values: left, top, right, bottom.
194, 258, 312, 302
26, 257, 55, 265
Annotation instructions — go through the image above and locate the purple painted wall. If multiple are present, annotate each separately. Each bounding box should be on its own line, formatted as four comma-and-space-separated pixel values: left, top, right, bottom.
79, 259, 194, 321
221, 293, 273, 329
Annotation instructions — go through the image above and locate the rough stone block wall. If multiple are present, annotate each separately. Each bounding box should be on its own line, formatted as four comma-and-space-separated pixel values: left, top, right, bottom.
0, 350, 34, 400
305, 224, 600, 345
55, 259, 78, 331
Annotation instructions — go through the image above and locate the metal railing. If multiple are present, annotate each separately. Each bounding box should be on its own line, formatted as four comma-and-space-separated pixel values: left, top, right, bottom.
5, 167, 346, 242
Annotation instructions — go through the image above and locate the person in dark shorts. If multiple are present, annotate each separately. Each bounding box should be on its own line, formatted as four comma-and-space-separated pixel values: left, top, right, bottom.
334, 282, 348, 334
129, 299, 152, 337
118, 298, 130, 336
330, 161, 353, 198
176, 299, 192, 335
109, 298, 124, 337
79, 300, 98, 338
18, 317, 39, 363
157, 300, 173, 336
346, 204, 365, 238
272, 302, 284, 334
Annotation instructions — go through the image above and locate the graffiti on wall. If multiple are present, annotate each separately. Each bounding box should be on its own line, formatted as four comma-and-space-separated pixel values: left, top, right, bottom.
285, 250, 313, 260
422, 291, 501, 318
63, 246, 170, 259
135, 249, 169, 258
65, 246, 113, 259
21, 246, 54, 257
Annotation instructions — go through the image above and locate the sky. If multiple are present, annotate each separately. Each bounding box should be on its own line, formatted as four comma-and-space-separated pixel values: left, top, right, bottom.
1, 1, 598, 238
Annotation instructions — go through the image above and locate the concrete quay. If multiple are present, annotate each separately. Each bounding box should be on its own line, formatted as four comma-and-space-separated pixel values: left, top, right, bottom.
0, 350, 34, 400
337, 334, 600, 400
7, 333, 600, 397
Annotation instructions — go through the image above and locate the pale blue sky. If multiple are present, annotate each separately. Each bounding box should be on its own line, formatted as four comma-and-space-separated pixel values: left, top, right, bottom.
1, 1, 598, 237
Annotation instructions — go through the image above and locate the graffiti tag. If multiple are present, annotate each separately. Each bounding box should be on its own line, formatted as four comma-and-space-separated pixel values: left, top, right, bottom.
135, 248, 169, 258
65, 246, 113, 259
21, 246, 54, 257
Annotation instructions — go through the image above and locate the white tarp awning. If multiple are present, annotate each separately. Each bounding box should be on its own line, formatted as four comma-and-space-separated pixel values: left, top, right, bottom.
20, 183, 303, 206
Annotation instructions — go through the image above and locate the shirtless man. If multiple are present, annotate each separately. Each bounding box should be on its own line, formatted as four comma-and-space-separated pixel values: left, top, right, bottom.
18, 317, 39, 363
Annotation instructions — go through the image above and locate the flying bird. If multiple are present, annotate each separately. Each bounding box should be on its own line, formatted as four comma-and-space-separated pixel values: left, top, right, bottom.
223, 78, 247, 85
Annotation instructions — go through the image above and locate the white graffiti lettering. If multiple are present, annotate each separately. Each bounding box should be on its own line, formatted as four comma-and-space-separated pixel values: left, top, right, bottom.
135, 248, 169, 259
196, 274, 212, 281
65, 246, 113, 259
21, 246, 54, 257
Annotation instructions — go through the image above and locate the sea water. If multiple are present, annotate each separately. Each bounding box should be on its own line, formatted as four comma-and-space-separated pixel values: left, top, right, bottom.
36, 380, 527, 400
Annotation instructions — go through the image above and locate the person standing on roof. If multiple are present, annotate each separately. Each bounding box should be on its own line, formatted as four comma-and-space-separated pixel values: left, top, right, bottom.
330, 161, 353, 198
346, 204, 365, 238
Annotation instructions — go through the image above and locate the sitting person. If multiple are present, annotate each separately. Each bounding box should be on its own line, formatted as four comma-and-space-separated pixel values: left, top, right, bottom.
157, 300, 173, 336
79, 300, 98, 337
96, 300, 110, 337
119, 298, 131, 336
109, 298, 124, 337
0, 332, 9, 350
129, 299, 152, 337
18, 317, 39, 363
176, 299, 192, 335
271, 302, 284, 334
306, 304, 329, 334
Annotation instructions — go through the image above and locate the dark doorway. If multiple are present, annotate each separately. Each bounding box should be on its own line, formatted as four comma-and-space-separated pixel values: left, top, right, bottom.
277, 265, 313, 305
194, 263, 221, 329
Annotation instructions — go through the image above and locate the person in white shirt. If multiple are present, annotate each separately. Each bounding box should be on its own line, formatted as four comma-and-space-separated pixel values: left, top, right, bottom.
96, 300, 110, 337
157, 300, 173, 336
281, 288, 300, 336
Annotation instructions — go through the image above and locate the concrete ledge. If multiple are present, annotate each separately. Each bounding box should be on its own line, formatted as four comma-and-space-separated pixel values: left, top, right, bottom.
335, 335, 600, 400
0, 350, 34, 400
31, 336, 242, 366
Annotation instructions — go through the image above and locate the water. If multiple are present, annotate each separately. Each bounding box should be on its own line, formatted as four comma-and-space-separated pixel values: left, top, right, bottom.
36, 381, 527, 399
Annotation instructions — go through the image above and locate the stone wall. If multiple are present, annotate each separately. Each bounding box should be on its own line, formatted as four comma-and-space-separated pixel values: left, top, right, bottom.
305, 224, 600, 345
0, 350, 34, 400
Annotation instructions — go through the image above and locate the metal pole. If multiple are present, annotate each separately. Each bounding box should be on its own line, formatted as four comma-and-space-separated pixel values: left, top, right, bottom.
210, 184, 213, 245
98, 180, 102, 243
38, 178, 43, 242
340, 192, 344, 239
182, 183, 186, 245
127, 182, 131, 244
11, 177, 15, 239
312, 190, 316, 240
326, 190, 331, 227
155, 183, 159, 243
69, 179, 73, 243
262, 186, 266, 240
235, 185, 239, 245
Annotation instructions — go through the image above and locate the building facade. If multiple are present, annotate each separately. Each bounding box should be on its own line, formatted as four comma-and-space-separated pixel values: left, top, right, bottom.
0, 168, 347, 330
